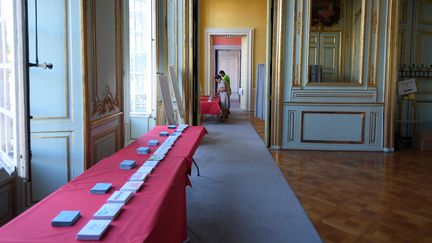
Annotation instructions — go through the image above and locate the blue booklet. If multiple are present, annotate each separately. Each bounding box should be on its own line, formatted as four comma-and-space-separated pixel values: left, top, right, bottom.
90, 183, 112, 194
168, 125, 177, 129
159, 131, 169, 136
119, 160, 136, 169
148, 139, 159, 146
76, 219, 111, 240
52, 210, 80, 226
136, 147, 151, 155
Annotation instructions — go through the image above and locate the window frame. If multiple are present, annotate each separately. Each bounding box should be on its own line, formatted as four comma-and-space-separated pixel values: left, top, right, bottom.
128, 0, 156, 117
0, 0, 26, 177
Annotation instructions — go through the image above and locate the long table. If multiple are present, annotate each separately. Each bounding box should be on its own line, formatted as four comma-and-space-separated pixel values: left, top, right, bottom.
0, 126, 207, 242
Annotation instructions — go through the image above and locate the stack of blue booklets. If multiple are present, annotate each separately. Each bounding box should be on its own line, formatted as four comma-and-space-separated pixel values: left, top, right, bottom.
148, 139, 159, 146
136, 147, 151, 154
76, 219, 110, 240
119, 160, 136, 169
159, 131, 169, 136
90, 183, 112, 194
51, 210, 81, 226
168, 125, 177, 129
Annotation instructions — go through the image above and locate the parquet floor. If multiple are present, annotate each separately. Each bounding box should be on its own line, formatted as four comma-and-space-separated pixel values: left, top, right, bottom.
247, 112, 265, 142
247, 115, 432, 242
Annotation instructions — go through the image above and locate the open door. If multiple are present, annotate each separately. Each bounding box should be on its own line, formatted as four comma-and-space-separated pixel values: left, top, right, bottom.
27, 0, 84, 202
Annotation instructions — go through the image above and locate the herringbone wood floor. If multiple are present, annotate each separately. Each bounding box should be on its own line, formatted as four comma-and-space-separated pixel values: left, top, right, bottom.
248, 114, 432, 242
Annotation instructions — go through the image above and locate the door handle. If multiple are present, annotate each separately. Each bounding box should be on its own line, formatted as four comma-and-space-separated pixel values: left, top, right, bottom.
28, 62, 53, 70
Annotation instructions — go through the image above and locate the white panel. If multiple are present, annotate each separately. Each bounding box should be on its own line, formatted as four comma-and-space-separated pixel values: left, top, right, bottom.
302, 112, 364, 143
282, 104, 384, 151
31, 135, 70, 201
29, 0, 68, 119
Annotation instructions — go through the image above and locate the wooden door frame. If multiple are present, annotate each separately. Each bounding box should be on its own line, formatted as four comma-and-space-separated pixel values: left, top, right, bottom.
205, 28, 254, 111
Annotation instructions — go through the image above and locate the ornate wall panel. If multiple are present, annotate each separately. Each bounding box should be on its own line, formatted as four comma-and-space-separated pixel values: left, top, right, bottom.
84, 0, 124, 168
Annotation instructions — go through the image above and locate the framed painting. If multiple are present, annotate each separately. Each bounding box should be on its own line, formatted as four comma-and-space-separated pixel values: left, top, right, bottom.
311, 0, 342, 27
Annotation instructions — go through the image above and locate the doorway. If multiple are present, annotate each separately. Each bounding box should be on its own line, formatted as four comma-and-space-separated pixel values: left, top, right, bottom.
204, 29, 253, 111
216, 49, 241, 107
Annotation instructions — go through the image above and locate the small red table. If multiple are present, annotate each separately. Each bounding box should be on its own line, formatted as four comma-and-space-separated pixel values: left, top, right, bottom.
200, 96, 221, 116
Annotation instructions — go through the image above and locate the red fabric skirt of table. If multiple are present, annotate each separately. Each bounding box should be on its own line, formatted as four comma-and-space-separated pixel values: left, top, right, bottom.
200, 96, 221, 115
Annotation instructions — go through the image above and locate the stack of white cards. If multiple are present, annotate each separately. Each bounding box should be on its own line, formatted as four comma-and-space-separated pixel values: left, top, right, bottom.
148, 154, 165, 161
142, 160, 159, 168
76, 219, 110, 241
107, 191, 133, 204
137, 166, 153, 174
129, 171, 149, 181
154, 146, 170, 157
176, 124, 189, 132
93, 203, 123, 220
163, 136, 178, 146
120, 181, 144, 193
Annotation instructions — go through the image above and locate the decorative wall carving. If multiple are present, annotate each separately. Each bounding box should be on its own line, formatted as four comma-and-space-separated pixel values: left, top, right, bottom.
92, 85, 119, 116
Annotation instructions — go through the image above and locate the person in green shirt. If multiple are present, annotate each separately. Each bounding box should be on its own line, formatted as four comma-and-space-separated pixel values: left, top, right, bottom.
219, 70, 231, 113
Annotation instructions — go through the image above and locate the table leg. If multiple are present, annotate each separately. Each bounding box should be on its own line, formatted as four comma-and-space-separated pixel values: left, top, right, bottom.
192, 158, 200, 176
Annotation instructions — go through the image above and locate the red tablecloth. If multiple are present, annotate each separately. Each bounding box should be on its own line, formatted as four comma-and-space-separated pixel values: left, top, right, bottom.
200, 96, 221, 115
0, 126, 207, 243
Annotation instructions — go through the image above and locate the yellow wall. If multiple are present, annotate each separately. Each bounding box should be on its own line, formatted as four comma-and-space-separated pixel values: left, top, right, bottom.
199, 0, 268, 106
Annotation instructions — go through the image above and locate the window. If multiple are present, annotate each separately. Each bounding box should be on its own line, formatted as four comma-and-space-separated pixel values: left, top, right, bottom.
0, 0, 24, 176
129, 0, 155, 116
